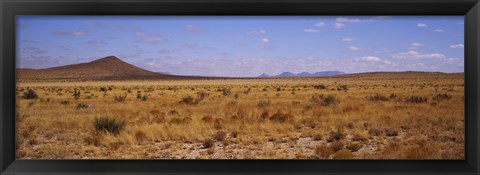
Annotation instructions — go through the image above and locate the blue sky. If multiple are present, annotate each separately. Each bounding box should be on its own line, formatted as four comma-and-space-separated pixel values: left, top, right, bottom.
17, 16, 464, 77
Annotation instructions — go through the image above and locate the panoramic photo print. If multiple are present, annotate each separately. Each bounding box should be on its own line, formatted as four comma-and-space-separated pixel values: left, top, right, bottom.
16, 16, 464, 159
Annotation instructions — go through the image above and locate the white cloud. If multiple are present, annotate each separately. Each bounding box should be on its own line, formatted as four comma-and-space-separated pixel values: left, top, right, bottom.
304, 29, 320, 33
315, 22, 326, 27
434, 29, 445, 32
417, 23, 428, 28
136, 32, 164, 43
247, 30, 267, 35
261, 38, 270, 43
53, 31, 89, 36
450, 44, 464, 49
336, 17, 374, 23
185, 25, 201, 32
410, 43, 424, 50
341, 38, 355, 42
333, 23, 346, 29
348, 46, 360, 51
443, 57, 463, 65
354, 56, 382, 62
391, 51, 445, 59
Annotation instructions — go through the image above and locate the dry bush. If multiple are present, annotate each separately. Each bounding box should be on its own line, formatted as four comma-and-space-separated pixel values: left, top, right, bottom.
213, 131, 227, 141
269, 112, 294, 123
76, 103, 90, 109
23, 89, 38, 99
315, 145, 333, 158
346, 143, 363, 152
135, 131, 147, 143
433, 93, 452, 101
114, 94, 127, 102
313, 84, 327, 90
384, 128, 399, 137
221, 87, 231, 96
368, 128, 383, 136
203, 139, 215, 148
405, 96, 428, 104
327, 127, 346, 142
257, 100, 271, 107
311, 94, 339, 106
332, 149, 355, 159
201, 115, 213, 123
366, 94, 389, 102
330, 141, 345, 152
93, 116, 126, 135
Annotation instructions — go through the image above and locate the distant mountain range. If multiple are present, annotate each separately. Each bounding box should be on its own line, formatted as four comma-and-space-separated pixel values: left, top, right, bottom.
258, 71, 345, 78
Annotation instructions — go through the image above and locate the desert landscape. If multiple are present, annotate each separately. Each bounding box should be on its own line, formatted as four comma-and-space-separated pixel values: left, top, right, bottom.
15, 56, 464, 159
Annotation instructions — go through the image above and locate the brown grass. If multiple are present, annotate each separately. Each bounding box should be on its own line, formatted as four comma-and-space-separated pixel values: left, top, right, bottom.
15, 73, 464, 159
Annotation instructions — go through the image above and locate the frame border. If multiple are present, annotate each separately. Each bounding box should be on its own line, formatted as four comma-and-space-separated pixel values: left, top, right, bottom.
1, 0, 479, 174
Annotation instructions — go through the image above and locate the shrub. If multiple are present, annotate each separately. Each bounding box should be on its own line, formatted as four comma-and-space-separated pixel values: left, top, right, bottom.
366, 94, 389, 102
369, 128, 383, 136
23, 89, 38, 99
351, 134, 368, 142
213, 131, 227, 141
114, 94, 127, 102
330, 141, 345, 152
257, 99, 271, 107
180, 91, 206, 105
72, 89, 81, 100
260, 110, 269, 120
180, 95, 195, 104
405, 96, 427, 104
99, 87, 108, 92
60, 100, 70, 105
76, 103, 90, 109
328, 127, 345, 142
332, 149, 355, 159
346, 143, 363, 152
384, 128, 399, 137
135, 131, 147, 143
201, 115, 213, 122
337, 85, 348, 91
203, 139, 215, 148
311, 94, 339, 106
93, 116, 126, 135
269, 112, 294, 123
221, 87, 231, 96
315, 145, 333, 158
389, 93, 398, 99
141, 95, 148, 101
433, 93, 452, 101
313, 84, 327, 90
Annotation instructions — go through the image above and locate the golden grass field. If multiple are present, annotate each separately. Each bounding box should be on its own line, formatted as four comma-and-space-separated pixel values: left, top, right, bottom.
15, 72, 464, 159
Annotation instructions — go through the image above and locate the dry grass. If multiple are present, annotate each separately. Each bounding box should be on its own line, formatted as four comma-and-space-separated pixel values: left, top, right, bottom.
15, 73, 464, 159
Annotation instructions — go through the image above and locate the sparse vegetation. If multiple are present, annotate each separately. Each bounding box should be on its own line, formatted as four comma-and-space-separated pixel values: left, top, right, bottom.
16, 73, 464, 159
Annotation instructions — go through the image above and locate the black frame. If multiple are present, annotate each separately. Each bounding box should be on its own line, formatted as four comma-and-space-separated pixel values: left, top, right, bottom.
1, 0, 479, 174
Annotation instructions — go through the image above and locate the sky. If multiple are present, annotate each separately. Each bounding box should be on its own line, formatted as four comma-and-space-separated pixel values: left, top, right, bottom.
16, 16, 464, 77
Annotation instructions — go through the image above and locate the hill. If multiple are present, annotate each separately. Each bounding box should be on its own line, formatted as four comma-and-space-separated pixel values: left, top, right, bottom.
16, 56, 180, 81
